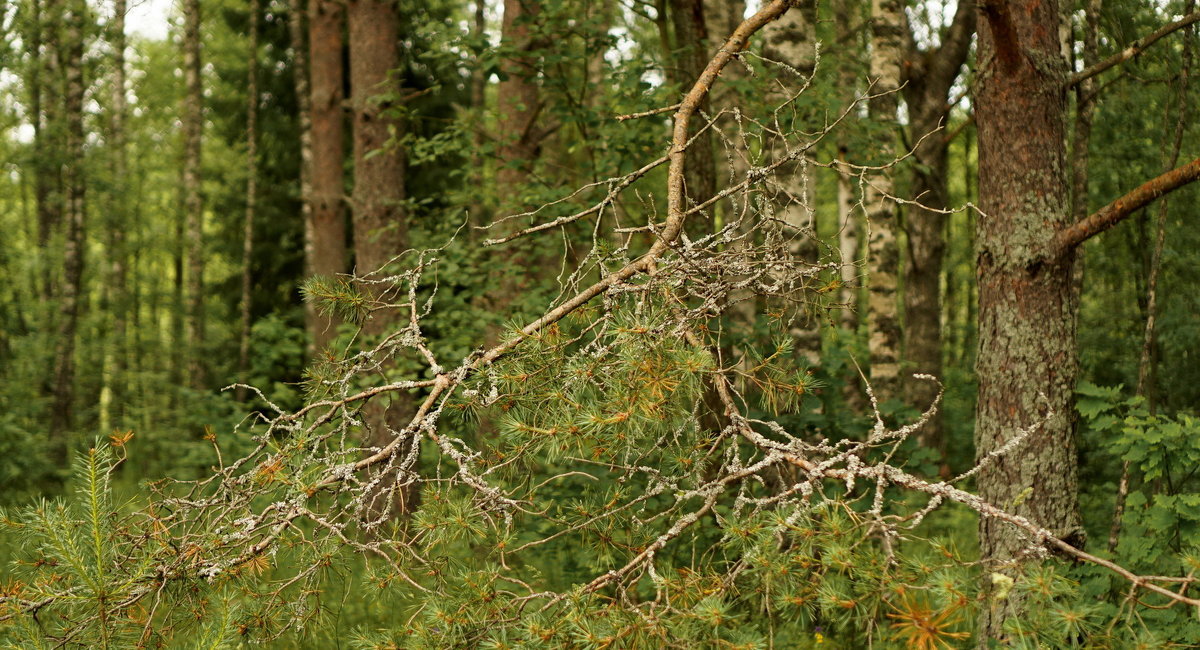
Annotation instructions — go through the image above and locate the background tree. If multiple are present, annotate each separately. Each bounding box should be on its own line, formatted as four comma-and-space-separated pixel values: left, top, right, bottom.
305, 0, 346, 354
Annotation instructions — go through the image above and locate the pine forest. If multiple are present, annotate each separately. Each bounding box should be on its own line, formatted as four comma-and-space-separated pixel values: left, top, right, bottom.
2, 0, 1200, 647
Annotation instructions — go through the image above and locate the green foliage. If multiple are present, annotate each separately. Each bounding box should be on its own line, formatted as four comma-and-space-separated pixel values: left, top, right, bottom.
1073, 382, 1200, 644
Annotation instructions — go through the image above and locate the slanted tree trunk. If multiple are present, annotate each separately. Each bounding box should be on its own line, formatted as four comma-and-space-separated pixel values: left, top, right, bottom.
763, 0, 821, 366
900, 0, 975, 455
348, 0, 413, 519
182, 0, 205, 389
865, 0, 903, 401
48, 0, 87, 462
974, 0, 1083, 641
237, 0, 260, 401
307, 0, 346, 353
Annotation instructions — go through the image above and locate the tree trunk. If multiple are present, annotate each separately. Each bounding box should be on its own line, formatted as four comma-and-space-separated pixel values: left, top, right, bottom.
974, 0, 1083, 642
468, 0, 487, 232
182, 0, 205, 389
834, 0, 859, 334
497, 0, 542, 213
668, 0, 716, 217
48, 0, 87, 463
103, 0, 130, 430
288, 0, 316, 356
865, 0, 903, 401
238, 0, 260, 402
901, 0, 975, 455
307, 0, 346, 353
30, 0, 63, 308
348, 0, 414, 520
763, 0, 821, 366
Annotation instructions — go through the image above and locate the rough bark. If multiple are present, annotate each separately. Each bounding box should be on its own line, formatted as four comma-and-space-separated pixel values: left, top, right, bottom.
497, 0, 542, 212
668, 0, 717, 217
307, 0, 346, 353
182, 0, 205, 389
763, 0, 820, 366
348, 0, 413, 518
238, 0, 260, 402
900, 0, 975, 453
974, 0, 1083, 641
865, 0, 903, 401
48, 0, 87, 462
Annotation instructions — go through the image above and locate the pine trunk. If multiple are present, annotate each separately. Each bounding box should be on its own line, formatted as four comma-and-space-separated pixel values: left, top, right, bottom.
307, 0, 346, 353
497, 0, 541, 212
238, 0, 260, 401
49, 0, 87, 462
974, 0, 1083, 641
667, 0, 716, 216
103, 0, 130, 429
348, 0, 414, 520
182, 0, 205, 389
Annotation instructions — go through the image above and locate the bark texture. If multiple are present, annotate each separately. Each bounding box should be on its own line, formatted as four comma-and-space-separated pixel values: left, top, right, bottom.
974, 0, 1083, 641
49, 0, 87, 461
834, 0, 859, 334
307, 0, 346, 353
668, 0, 717, 215
763, 0, 820, 366
497, 0, 542, 211
900, 0, 975, 453
865, 0, 903, 400
348, 0, 414, 518
182, 0, 205, 389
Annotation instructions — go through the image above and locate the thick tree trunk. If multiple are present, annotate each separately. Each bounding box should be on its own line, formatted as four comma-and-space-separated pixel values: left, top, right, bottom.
49, 0, 87, 462
238, 0, 260, 401
901, 0, 975, 454
348, 0, 414, 519
182, 0, 205, 389
497, 0, 542, 212
974, 0, 1083, 642
668, 0, 716, 216
763, 0, 820, 366
865, 0, 903, 400
307, 0, 346, 353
